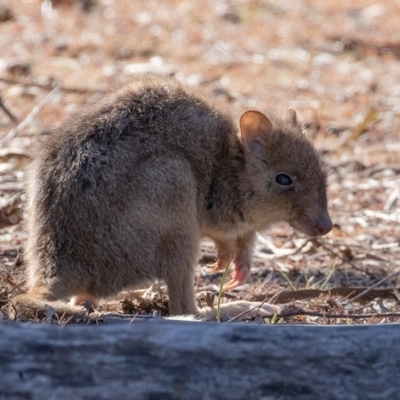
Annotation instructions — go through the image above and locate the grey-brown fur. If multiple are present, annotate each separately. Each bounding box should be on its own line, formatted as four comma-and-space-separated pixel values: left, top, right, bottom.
14, 78, 332, 319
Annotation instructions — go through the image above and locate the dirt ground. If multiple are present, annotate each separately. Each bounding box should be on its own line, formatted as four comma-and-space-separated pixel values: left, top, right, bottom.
1, 0, 400, 325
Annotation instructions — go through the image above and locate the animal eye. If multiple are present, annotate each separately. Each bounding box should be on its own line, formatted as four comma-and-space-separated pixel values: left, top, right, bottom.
275, 174, 293, 186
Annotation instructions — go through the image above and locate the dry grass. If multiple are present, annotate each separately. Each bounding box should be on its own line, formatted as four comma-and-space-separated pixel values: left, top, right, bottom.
1, 0, 400, 324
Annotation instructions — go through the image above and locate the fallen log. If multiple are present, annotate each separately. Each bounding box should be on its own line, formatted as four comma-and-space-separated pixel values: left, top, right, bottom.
0, 320, 399, 399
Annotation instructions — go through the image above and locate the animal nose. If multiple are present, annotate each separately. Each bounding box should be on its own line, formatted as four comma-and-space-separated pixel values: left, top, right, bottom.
316, 214, 333, 236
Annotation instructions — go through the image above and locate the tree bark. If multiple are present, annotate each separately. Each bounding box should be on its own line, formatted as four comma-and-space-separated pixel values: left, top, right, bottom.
0, 320, 399, 400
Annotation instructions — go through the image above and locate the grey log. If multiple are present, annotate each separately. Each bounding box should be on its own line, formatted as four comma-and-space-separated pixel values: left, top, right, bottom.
0, 320, 399, 400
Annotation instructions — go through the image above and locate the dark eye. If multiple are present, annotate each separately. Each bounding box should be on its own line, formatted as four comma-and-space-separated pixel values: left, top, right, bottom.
275, 174, 293, 186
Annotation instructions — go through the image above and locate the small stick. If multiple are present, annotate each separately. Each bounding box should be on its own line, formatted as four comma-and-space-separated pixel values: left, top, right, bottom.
345, 268, 400, 304
129, 312, 139, 324
0, 76, 107, 94
0, 95, 17, 122
268, 289, 285, 304
315, 239, 365, 272
9, 301, 18, 321
227, 302, 273, 323
0, 148, 31, 160
0, 84, 60, 146
216, 255, 233, 323
0, 261, 23, 292
277, 310, 400, 320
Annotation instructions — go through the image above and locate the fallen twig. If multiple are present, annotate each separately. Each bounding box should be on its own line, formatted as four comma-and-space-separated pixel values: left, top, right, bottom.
277, 309, 400, 320
0, 263, 23, 292
271, 287, 399, 303
338, 107, 378, 148
255, 236, 311, 258
0, 95, 17, 122
0, 194, 22, 229
0, 148, 31, 160
314, 238, 365, 272
226, 302, 271, 323
216, 255, 233, 323
345, 268, 400, 304
0, 84, 60, 146
0, 76, 107, 95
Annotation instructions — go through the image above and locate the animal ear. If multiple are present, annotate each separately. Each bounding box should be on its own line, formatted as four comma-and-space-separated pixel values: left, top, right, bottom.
287, 107, 297, 126
239, 110, 273, 155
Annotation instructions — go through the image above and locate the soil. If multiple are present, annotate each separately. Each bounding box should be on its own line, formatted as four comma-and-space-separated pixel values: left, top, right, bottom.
1, 0, 400, 325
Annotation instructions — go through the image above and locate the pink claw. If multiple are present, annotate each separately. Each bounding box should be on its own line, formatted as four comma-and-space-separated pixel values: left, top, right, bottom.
223, 279, 241, 290
206, 260, 226, 274
223, 259, 250, 290
206, 254, 232, 274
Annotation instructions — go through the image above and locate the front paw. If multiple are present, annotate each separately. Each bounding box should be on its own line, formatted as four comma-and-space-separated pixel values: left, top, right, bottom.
205, 255, 232, 274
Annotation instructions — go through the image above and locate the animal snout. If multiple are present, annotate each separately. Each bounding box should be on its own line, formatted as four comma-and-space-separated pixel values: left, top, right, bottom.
315, 213, 333, 236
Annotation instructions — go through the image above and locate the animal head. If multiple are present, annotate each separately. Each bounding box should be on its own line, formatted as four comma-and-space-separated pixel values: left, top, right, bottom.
240, 109, 332, 237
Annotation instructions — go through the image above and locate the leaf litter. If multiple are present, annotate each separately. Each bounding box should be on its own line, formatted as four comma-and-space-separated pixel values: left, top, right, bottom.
1, 0, 400, 324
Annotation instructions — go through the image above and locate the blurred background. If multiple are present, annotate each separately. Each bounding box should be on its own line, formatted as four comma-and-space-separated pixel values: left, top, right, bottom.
1, 0, 400, 323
